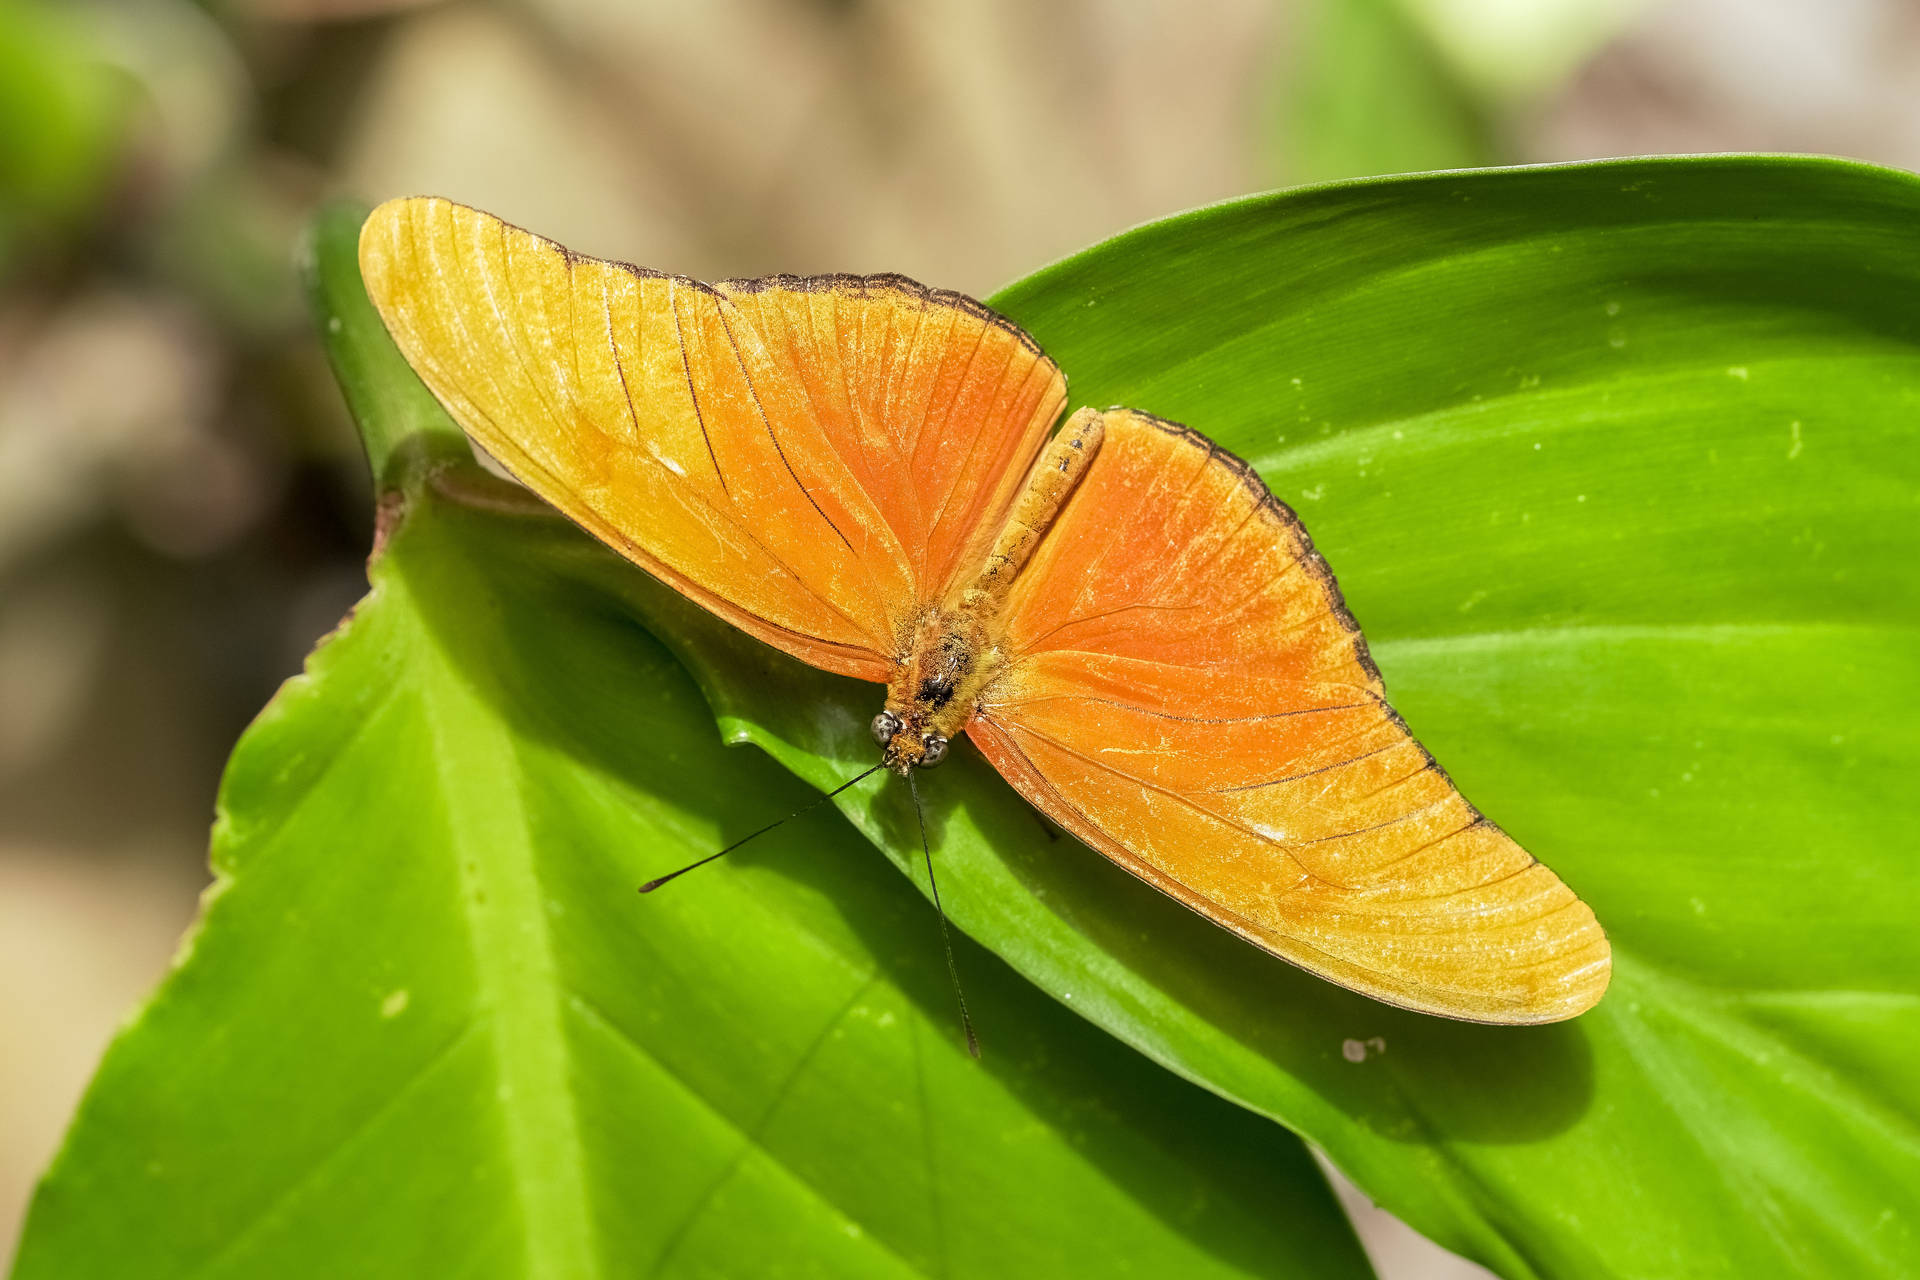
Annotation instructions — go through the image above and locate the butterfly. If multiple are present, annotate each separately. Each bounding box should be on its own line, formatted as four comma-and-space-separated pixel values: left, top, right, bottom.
358, 196, 1610, 1026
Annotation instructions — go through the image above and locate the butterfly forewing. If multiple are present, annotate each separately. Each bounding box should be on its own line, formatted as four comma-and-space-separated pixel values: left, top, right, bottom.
720, 280, 1064, 604
358, 197, 1066, 679
971, 409, 1610, 1023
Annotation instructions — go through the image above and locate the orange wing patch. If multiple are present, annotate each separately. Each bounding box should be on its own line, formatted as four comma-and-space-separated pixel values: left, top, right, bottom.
358, 197, 1065, 680
971, 409, 1610, 1022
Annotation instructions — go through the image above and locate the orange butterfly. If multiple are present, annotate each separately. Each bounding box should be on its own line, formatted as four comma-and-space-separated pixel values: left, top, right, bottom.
359, 197, 1610, 1025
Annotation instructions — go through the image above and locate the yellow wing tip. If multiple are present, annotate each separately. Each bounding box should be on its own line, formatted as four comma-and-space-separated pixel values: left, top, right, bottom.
1475, 898, 1613, 1025
1520, 947, 1612, 1024
1394, 946, 1610, 1026
359, 194, 429, 246
1542, 885, 1613, 1019
362, 193, 456, 230
1556, 917, 1613, 1020
1330, 875, 1613, 1025
356, 196, 421, 308
357, 196, 489, 301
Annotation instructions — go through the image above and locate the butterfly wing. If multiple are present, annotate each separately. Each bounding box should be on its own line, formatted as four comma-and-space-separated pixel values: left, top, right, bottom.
969, 409, 1609, 1023
359, 196, 1066, 680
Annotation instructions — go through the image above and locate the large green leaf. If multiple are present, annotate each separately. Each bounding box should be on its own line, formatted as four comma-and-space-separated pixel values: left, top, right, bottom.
630, 157, 1918, 1278
7, 207, 1373, 1279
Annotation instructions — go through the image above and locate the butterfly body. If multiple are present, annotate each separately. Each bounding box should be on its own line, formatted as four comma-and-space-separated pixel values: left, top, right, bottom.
876, 608, 988, 772
360, 196, 1611, 1024
880, 409, 1107, 775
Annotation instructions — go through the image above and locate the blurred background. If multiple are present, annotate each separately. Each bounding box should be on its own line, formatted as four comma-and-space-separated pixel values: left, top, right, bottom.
3, 0, 1917, 1273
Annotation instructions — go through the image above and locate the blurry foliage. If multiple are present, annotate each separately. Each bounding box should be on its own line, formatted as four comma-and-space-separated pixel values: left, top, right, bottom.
0, 0, 369, 874
0, 2, 127, 278
1275, 0, 1655, 183
1278, 0, 1493, 184
1398, 0, 1653, 103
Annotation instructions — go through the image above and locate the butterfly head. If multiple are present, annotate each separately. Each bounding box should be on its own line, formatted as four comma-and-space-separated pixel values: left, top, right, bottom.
872, 710, 948, 777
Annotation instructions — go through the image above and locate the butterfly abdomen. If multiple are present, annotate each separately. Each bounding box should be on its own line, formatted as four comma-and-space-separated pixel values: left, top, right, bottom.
960, 409, 1106, 617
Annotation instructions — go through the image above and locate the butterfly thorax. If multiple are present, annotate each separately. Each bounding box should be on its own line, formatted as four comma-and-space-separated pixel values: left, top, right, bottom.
878, 608, 1005, 774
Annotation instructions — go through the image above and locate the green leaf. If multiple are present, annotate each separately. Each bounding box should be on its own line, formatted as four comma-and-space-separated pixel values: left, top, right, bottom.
8, 206, 1374, 1278
645, 156, 1920, 1278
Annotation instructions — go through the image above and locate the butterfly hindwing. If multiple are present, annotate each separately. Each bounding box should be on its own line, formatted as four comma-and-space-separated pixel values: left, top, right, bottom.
970, 409, 1610, 1022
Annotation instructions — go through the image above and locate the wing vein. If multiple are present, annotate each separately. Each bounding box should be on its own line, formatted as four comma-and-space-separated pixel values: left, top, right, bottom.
996, 717, 1333, 888
1211, 739, 1399, 794
921, 318, 1019, 582
669, 279, 730, 495
712, 303, 863, 565
1295, 792, 1458, 846
993, 691, 1367, 727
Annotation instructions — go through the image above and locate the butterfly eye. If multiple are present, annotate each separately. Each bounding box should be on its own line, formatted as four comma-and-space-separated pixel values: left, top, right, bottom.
871, 711, 903, 747
919, 734, 948, 768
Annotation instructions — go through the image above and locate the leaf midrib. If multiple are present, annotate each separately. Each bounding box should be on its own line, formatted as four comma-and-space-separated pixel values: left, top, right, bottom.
411, 593, 599, 1279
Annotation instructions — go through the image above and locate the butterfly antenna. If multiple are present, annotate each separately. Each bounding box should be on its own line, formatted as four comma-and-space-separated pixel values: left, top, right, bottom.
639, 764, 882, 893
910, 769, 979, 1059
